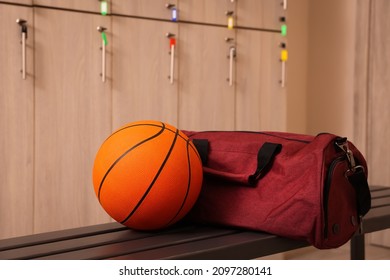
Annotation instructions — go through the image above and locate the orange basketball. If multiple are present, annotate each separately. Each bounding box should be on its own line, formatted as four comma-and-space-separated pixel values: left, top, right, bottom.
92, 120, 203, 230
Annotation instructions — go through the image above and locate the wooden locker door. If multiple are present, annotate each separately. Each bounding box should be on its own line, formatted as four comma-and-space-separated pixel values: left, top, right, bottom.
0, 4, 34, 239
34, 8, 112, 233
1, 0, 32, 4
366, 0, 390, 187
365, 0, 390, 248
112, 0, 177, 19
235, 30, 286, 131
112, 16, 178, 128
178, 23, 235, 131
178, 0, 235, 26
236, 0, 285, 30
33, 0, 108, 13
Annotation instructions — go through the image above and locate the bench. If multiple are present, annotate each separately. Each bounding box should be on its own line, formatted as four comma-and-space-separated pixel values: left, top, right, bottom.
0, 186, 388, 260
350, 185, 390, 259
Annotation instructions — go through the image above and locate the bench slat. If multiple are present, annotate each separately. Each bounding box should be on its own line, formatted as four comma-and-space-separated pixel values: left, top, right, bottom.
369, 186, 390, 199
371, 196, 390, 208
0, 222, 126, 252
0, 227, 154, 259
362, 205, 390, 233
110, 232, 309, 260
32, 226, 240, 260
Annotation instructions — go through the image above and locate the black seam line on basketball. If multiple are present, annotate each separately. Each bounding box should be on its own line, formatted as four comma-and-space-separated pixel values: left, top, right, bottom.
108, 123, 190, 147
165, 139, 193, 227
159, 128, 201, 168
112, 123, 197, 160
105, 123, 164, 143
188, 140, 202, 162
159, 126, 191, 144
120, 128, 180, 225
97, 123, 166, 201
163, 128, 202, 163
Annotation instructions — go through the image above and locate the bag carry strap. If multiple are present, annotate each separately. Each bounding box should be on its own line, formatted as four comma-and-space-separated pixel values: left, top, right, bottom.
192, 139, 282, 186
347, 167, 371, 217
248, 142, 282, 186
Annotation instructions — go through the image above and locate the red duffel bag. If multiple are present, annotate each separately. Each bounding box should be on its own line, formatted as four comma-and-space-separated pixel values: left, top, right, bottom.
182, 130, 371, 249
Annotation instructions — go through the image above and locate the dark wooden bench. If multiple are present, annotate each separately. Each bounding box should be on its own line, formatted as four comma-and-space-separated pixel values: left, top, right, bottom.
0, 186, 388, 260
0, 223, 309, 260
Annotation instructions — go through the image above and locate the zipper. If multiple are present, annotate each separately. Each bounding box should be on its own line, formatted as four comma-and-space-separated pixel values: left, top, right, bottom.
323, 155, 346, 238
246, 131, 311, 143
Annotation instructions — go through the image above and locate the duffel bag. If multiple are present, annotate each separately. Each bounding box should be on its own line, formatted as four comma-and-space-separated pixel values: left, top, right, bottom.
182, 130, 371, 249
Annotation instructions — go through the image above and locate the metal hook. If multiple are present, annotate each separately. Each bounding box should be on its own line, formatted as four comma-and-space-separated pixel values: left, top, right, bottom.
165, 3, 176, 9
97, 26, 107, 33
225, 11, 234, 16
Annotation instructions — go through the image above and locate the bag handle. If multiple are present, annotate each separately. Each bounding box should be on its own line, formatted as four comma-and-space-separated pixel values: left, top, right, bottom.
248, 142, 282, 185
192, 140, 282, 186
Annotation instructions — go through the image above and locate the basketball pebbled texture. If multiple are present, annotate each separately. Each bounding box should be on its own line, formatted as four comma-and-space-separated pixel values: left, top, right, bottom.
92, 120, 203, 230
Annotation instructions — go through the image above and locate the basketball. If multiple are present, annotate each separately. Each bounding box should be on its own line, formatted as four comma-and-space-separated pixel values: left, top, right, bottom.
92, 120, 203, 230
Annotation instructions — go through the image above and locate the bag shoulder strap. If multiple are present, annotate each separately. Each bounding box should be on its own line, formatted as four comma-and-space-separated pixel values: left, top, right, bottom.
347, 167, 371, 217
